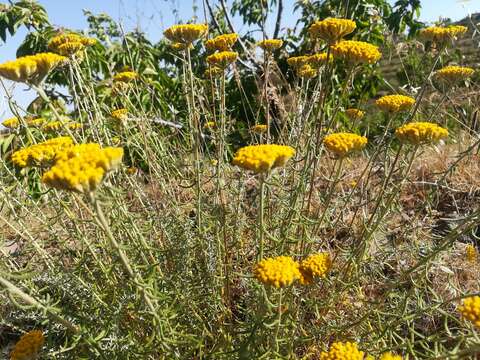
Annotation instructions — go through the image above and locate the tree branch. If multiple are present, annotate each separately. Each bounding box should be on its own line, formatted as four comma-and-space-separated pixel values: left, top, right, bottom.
273, 0, 283, 39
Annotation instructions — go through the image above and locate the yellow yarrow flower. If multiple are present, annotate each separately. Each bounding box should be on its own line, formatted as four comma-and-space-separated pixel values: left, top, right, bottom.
170, 42, 193, 51
111, 108, 128, 122
323, 133, 367, 158
379, 352, 403, 360
257, 39, 283, 52
10, 330, 44, 360
419, 25, 467, 44
48, 33, 96, 56
345, 108, 365, 120
251, 124, 268, 134
319, 341, 364, 360
376, 94, 415, 113
466, 244, 477, 263
0, 53, 66, 84
206, 51, 238, 68
435, 65, 474, 84
26, 117, 46, 127
297, 64, 317, 78
232, 144, 295, 173
164, 24, 208, 44
287, 55, 309, 69
459, 296, 480, 327
309, 18, 356, 43
254, 256, 301, 288
42, 143, 123, 193
205, 33, 238, 52
2, 117, 19, 128
12, 137, 73, 168
331, 40, 381, 64
204, 121, 216, 129
43, 120, 82, 132
307, 52, 332, 68
113, 71, 138, 83
395, 122, 448, 145
299, 253, 332, 285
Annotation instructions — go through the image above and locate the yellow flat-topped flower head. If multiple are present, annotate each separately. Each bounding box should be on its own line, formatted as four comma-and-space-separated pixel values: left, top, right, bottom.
170, 42, 193, 51
345, 108, 365, 120
113, 71, 138, 83
2, 117, 19, 128
206, 51, 238, 68
257, 39, 283, 52
10, 330, 44, 360
203, 121, 216, 129
164, 23, 208, 44
320, 341, 364, 360
287, 55, 309, 69
376, 94, 415, 113
254, 256, 301, 288
459, 296, 480, 327
42, 143, 124, 193
323, 133, 367, 158
299, 253, 332, 285
379, 352, 403, 360
466, 244, 477, 263
42, 120, 82, 132
205, 33, 238, 52
251, 124, 268, 134
309, 18, 356, 44
395, 122, 448, 145
420, 25, 467, 44
297, 64, 317, 78
26, 117, 46, 127
0, 53, 66, 84
232, 144, 295, 173
111, 108, 128, 122
307, 52, 332, 68
331, 40, 381, 65
48, 33, 96, 56
435, 65, 474, 84
12, 137, 73, 168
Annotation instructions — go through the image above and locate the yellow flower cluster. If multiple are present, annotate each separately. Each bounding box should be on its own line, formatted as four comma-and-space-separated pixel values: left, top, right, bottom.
395, 122, 448, 145
297, 64, 318, 78
43, 121, 82, 132
419, 25, 467, 43
10, 330, 45, 360
379, 352, 403, 360
287, 55, 309, 69
26, 117, 46, 127
251, 124, 268, 134
307, 52, 332, 68
164, 24, 208, 44
2, 117, 19, 128
42, 143, 124, 193
309, 18, 356, 44
323, 133, 368, 158
232, 144, 295, 173
466, 244, 477, 263
376, 94, 415, 113
257, 39, 283, 52
0, 53, 66, 84
48, 33, 96, 56
254, 256, 301, 288
111, 108, 128, 122
205, 33, 238, 52
345, 108, 365, 120
206, 51, 238, 69
113, 71, 138, 83
459, 296, 480, 327
204, 121, 215, 129
435, 65, 475, 84
12, 137, 73, 168
299, 253, 332, 285
320, 341, 364, 360
331, 40, 381, 64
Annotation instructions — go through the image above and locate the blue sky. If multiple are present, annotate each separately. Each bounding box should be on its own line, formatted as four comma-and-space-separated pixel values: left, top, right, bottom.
0, 0, 476, 118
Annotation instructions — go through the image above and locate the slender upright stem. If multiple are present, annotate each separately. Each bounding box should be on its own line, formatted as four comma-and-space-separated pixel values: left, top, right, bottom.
258, 173, 266, 260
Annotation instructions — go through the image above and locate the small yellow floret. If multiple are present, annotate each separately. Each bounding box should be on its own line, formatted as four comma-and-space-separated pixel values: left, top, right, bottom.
395, 122, 448, 145
10, 330, 44, 360
466, 244, 477, 263
297, 64, 318, 78
323, 133, 367, 158
309, 18, 357, 43
2, 117, 19, 128
459, 296, 480, 327
204, 121, 216, 129
319, 341, 364, 360
111, 108, 128, 122
164, 24, 208, 44
232, 144, 295, 173
113, 71, 138, 83
287, 55, 309, 69
379, 352, 403, 360
206, 51, 238, 68
205, 33, 238, 52
11, 137, 73, 168
251, 124, 268, 134
345, 108, 365, 120
254, 256, 301, 288
299, 253, 332, 285
257, 39, 283, 52
376, 94, 415, 113
331, 40, 381, 64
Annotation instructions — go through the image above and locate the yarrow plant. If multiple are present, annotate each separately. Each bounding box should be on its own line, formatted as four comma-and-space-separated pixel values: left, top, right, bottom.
459, 296, 480, 327
331, 40, 381, 65
205, 33, 238, 52
257, 39, 283, 52
376, 94, 415, 113
435, 65, 475, 84
254, 256, 301, 288
232, 144, 295, 173
395, 122, 448, 145
308, 18, 356, 44
323, 133, 368, 158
